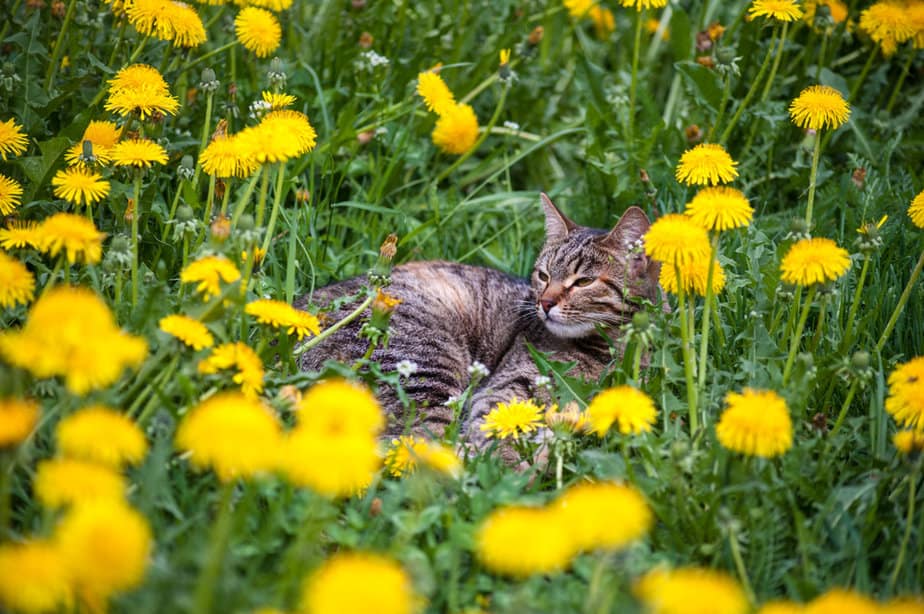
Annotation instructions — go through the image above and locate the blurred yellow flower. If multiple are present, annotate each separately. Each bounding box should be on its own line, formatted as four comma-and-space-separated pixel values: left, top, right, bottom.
301, 552, 417, 614
0, 251, 35, 308
685, 186, 753, 231
159, 314, 214, 350
906, 189, 924, 229
51, 167, 110, 207
246, 298, 321, 340
105, 64, 179, 118
643, 213, 711, 266
590, 6, 615, 37
803, 0, 848, 25
859, 1, 916, 56
180, 254, 241, 299
585, 385, 657, 436
385, 435, 462, 478
886, 356, 924, 431
555, 481, 652, 551
880, 598, 924, 614
431, 103, 479, 155
545, 402, 588, 432
0, 117, 28, 160
0, 286, 148, 395
620, 0, 668, 9
238, 110, 317, 164
126, 0, 206, 47
235, 7, 281, 57
56, 405, 148, 467
675, 143, 739, 186
281, 428, 381, 497
110, 138, 169, 169
416, 70, 456, 116
789, 85, 850, 131
0, 221, 39, 250
200, 133, 259, 178
563, 0, 595, 18
659, 255, 726, 297
475, 505, 576, 577
716, 388, 792, 458
176, 391, 281, 481
634, 566, 749, 614
242, 0, 293, 10
0, 540, 73, 614
34, 458, 127, 508
296, 379, 385, 437
480, 398, 544, 439
0, 173, 23, 215
893, 429, 924, 454
748, 0, 804, 21
198, 342, 265, 398
779, 237, 850, 286
33, 212, 105, 265
804, 588, 879, 614
0, 397, 39, 448
56, 500, 152, 606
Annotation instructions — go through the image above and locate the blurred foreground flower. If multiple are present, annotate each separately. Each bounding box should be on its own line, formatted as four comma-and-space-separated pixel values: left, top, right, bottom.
0, 540, 73, 614
0, 250, 35, 308
555, 481, 652, 551
159, 314, 215, 350
431, 102, 479, 154
859, 1, 916, 56
0, 118, 28, 160
0, 398, 39, 448
416, 69, 455, 116
33, 212, 105, 265
180, 254, 241, 299
476, 505, 576, 577
886, 356, 924, 431
301, 552, 418, 614
634, 566, 748, 614
385, 435, 462, 478
125, 0, 207, 48
56, 405, 148, 467
198, 342, 265, 398
34, 458, 126, 508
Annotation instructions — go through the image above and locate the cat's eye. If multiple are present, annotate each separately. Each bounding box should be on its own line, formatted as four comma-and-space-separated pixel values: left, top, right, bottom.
573, 277, 595, 287
536, 271, 549, 282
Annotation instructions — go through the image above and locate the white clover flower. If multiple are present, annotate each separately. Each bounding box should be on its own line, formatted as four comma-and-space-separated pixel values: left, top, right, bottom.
468, 361, 489, 379
395, 360, 418, 378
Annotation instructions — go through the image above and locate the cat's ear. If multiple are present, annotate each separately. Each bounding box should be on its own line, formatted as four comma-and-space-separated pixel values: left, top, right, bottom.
540, 193, 577, 242
598, 206, 650, 250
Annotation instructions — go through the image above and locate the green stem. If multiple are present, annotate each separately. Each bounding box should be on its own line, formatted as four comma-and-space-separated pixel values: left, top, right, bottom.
179, 40, 238, 75
876, 250, 924, 353
260, 163, 287, 254
804, 131, 823, 227
44, 0, 78, 90
219, 180, 231, 217
193, 482, 237, 614
809, 295, 827, 353
231, 168, 263, 229
193, 91, 215, 190
107, 20, 128, 67
815, 31, 829, 82
782, 285, 817, 386
202, 173, 216, 228
675, 262, 698, 435
848, 46, 878, 103
254, 165, 272, 227
829, 378, 859, 439
131, 173, 142, 309
160, 179, 186, 243
126, 33, 151, 65
885, 49, 915, 114
760, 21, 789, 102
696, 235, 719, 397
294, 293, 375, 356
627, 9, 644, 148
134, 356, 180, 426
728, 525, 757, 606
720, 25, 778, 144
840, 254, 870, 351
709, 73, 732, 143
888, 463, 919, 594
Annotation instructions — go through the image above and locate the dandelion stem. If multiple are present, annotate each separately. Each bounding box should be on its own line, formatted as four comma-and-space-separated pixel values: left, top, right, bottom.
161, 179, 186, 243
829, 378, 859, 439
203, 173, 216, 228
888, 462, 919, 594
720, 25, 777, 144
231, 167, 263, 229
179, 41, 238, 75
254, 164, 272, 228
193, 481, 236, 614
848, 46, 877, 103
127, 33, 151, 66
627, 9, 644, 149
44, 0, 78, 91
107, 20, 128, 68
783, 285, 817, 386
130, 173, 143, 309
840, 253, 870, 351
760, 21, 788, 102
809, 295, 827, 353
709, 73, 732, 143
885, 49, 915, 114
804, 130, 823, 227
675, 262, 699, 435
294, 293, 375, 357
876, 250, 924, 354
193, 91, 215, 190
697, 234, 719, 398
728, 524, 757, 606
261, 163, 287, 254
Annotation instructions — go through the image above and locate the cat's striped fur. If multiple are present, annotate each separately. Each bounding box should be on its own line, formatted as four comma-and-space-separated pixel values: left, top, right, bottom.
297, 194, 661, 444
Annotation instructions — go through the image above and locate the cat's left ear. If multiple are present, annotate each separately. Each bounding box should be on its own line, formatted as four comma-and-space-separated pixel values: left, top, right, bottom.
598, 206, 650, 250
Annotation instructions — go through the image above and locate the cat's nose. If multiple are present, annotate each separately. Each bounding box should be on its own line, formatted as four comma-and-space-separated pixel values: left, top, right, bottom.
539, 298, 557, 314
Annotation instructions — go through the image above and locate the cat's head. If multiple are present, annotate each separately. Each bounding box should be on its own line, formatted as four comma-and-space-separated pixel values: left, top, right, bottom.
531, 193, 662, 339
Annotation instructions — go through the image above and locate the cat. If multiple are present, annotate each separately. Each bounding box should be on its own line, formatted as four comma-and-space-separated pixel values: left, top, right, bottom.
297, 194, 662, 446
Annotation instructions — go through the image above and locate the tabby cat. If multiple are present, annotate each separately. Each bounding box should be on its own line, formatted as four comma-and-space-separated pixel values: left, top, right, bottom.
297, 194, 661, 445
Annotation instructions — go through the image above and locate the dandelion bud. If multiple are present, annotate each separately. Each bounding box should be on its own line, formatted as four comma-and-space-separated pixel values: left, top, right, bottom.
379, 234, 397, 261
178, 155, 195, 180
51, 0, 65, 17
176, 204, 195, 223
110, 234, 132, 255
237, 213, 255, 231
294, 188, 311, 204
268, 57, 287, 89
685, 124, 703, 144
357, 130, 375, 145
199, 68, 220, 93
369, 497, 382, 516
707, 22, 725, 41
789, 217, 809, 237
80, 140, 98, 165
277, 384, 302, 407
851, 351, 870, 370
670, 440, 689, 460
527, 25, 544, 46
358, 32, 373, 48
695, 55, 715, 69
639, 168, 650, 183
716, 46, 736, 65
210, 215, 231, 241
851, 167, 866, 190
632, 311, 650, 330
124, 198, 135, 223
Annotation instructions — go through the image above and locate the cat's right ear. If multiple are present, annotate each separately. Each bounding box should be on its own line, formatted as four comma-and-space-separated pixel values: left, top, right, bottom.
540, 193, 577, 243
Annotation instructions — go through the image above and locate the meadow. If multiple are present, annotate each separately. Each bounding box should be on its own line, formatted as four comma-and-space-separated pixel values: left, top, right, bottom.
1, 0, 924, 612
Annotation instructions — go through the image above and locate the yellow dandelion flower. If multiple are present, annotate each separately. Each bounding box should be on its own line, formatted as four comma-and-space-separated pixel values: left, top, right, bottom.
34, 458, 127, 508
779, 237, 851, 286
0, 221, 38, 250
235, 7, 281, 57
0, 173, 23, 215
110, 138, 169, 169
198, 342, 265, 398
789, 84, 850, 131
634, 567, 749, 614
859, 1, 916, 56
385, 435, 462, 478
748, 0, 804, 21
659, 255, 726, 297
803, 0, 848, 25
886, 356, 924, 431
585, 385, 658, 436
301, 552, 417, 614
126, 0, 207, 47
200, 133, 259, 178
0, 286, 148, 395
0, 540, 73, 614
51, 167, 111, 208
431, 102, 479, 155
685, 186, 753, 231
805, 588, 879, 614
238, 110, 317, 164
0, 118, 28, 160
716, 388, 792, 457
165, 0, 207, 47
475, 505, 576, 577
675, 143, 739, 186
296, 379, 385, 437
105, 64, 179, 119
907, 189, 924, 229
590, 6, 616, 37
545, 402, 588, 432
416, 70, 456, 116
159, 314, 214, 350
893, 429, 924, 454
56, 405, 148, 467
499, 48, 511, 66
180, 254, 241, 299
563, 0, 595, 18
261, 90, 296, 109
107, 63, 169, 92
643, 213, 711, 266
281, 428, 381, 497
620, 0, 668, 9
34, 212, 105, 265
480, 398, 544, 439
0, 397, 40, 448
175, 391, 281, 481
881, 598, 924, 614
911, 2, 924, 49
65, 121, 122, 167
55, 499, 152, 604
0, 251, 35, 308
243, 0, 293, 10
246, 299, 321, 340
555, 481, 652, 552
